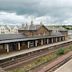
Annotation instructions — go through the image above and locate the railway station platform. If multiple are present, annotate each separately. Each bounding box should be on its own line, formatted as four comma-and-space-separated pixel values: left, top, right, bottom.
0, 39, 72, 61
0, 68, 6, 72
54, 59, 72, 72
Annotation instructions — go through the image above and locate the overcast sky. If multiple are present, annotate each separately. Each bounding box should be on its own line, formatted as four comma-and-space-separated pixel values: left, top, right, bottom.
0, 0, 72, 25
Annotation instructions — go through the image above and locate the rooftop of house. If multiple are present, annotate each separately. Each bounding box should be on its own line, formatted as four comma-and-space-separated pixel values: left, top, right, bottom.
19, 23, 42, 31
0, 25, 19, 30
46, 26, 67, 31
19, 21, 67, 31
51, 30, 63, 36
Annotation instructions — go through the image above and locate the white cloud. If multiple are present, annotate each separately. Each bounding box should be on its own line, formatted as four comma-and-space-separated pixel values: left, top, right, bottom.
0, 12, 25, 24
34, 16, 53, 24
63, 18, 72, 25
0, 0, 72, 26
0, 11, 56, 25
0, 11, 72, 25
0, 11, 36, 25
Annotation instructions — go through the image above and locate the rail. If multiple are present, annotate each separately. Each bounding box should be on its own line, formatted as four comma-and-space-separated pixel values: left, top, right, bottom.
46, 55, 72, 72
0, 39, 72, 70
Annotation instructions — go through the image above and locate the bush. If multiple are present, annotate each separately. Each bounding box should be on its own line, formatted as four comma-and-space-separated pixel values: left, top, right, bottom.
56, 48, 64, 55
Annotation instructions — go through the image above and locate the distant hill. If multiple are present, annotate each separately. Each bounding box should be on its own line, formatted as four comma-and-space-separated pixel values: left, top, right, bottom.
48, 25, 72, 30
62, 25, 72, 30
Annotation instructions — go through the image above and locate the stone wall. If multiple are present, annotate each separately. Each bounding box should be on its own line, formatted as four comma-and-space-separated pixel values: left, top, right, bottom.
18, 25, 50, 37
60, 31, 68, 40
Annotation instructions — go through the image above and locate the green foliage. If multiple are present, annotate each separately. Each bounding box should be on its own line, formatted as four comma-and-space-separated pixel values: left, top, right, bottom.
56, 48, 64, 55
62, 25, 72, 30
11, 68, 28, 72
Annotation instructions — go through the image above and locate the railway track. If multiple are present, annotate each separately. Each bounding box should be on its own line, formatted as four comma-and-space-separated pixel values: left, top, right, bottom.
30, 52, 72, 72
28, 51, 72, 72
1, 50, 50, 68
46, 54, 72, 72
1, 47, 63, 70
0, 40, 72, 70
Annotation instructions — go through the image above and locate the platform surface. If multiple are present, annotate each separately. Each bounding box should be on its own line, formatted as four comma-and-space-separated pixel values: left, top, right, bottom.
54, 59, 72, 72
0, 68, 6, 72
0, 39, 72, 60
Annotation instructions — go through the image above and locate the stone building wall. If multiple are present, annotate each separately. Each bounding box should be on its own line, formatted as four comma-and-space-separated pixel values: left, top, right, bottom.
18, 25, 51, 37
60, 31, 68, 40
36, 25, 50, 36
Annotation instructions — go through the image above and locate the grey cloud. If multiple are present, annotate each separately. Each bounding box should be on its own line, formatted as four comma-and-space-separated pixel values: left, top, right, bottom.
0, 0, 72, 25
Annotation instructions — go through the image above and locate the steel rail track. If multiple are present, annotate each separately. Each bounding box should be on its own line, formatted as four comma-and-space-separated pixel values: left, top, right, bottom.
46, 55, 72, 72
0, 40, 72, 70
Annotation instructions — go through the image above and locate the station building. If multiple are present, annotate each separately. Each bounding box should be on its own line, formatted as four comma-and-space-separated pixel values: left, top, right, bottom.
0, 23, 68, 54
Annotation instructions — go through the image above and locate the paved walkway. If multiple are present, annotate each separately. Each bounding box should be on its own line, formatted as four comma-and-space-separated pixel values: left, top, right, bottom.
0, 39, 72, 60
0, 68, 6, 72
54, 59, 72, 72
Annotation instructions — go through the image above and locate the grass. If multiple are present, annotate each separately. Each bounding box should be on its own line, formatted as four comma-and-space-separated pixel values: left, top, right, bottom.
9, 45, 72, 72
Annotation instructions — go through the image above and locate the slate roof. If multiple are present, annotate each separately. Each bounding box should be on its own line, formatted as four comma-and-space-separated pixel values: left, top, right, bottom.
0, 34, 64, 44
58, 27, 67, 31
0, 34, 26, 41
0, 25, 19, 31
46, 26, 57, 31
51, 31, 62, 36
46, 26, 67, 31
20, 23, 67, 32
19, 24, 42, 30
